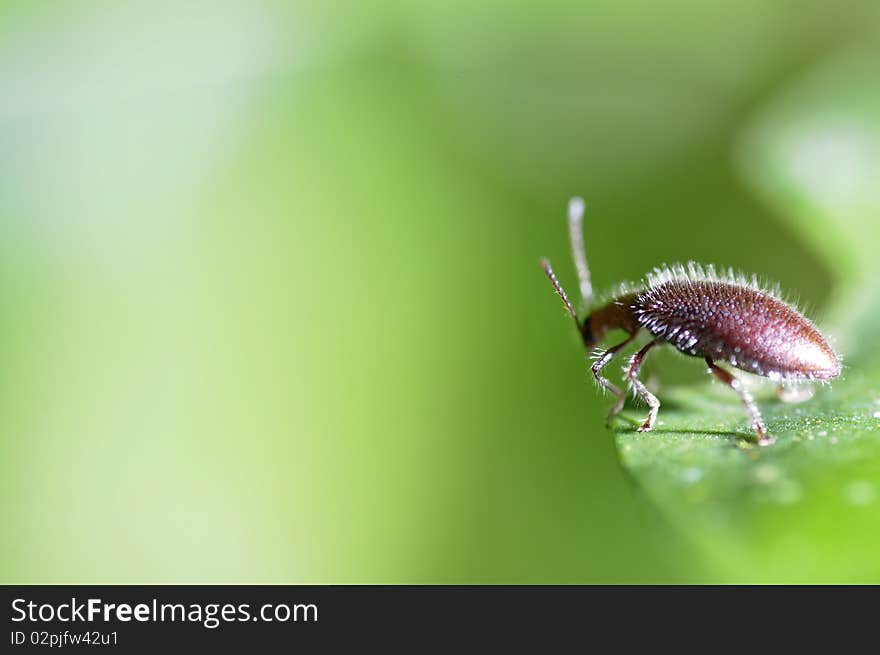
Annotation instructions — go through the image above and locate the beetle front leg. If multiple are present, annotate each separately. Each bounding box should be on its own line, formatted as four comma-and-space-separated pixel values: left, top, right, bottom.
591, 335, 636, 426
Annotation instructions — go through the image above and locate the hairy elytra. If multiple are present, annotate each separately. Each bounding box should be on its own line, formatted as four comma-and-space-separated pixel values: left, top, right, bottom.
541, 198, 840, 446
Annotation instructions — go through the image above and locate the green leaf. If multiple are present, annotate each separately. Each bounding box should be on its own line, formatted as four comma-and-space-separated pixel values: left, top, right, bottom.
615, 46, 880, 582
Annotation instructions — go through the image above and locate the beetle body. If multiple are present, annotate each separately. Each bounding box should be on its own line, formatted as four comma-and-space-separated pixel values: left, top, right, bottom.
596, 264, 840, 380
542, 199, 840, 446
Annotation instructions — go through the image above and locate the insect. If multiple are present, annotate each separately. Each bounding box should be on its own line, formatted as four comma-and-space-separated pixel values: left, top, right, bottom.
541, 198, 841, 446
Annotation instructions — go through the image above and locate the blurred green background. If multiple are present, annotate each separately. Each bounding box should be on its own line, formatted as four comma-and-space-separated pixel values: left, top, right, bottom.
2, 1, 879, 583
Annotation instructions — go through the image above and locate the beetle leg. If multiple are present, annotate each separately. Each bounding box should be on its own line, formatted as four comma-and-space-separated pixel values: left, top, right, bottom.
626, 341, 660, 432
591, 334, 636, 425
705, 357, 773, 446
775, 383, 815, 404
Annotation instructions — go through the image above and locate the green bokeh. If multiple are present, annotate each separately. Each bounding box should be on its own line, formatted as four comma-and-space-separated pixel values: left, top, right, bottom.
1, 0, 878, 582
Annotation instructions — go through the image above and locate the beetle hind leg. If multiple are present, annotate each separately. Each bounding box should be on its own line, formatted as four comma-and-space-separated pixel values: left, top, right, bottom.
775, 383, 815, 404
705, 357, 773, 446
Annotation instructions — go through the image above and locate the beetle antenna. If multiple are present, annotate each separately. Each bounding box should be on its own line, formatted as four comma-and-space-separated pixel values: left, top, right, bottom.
568, 197, 593, 310
541, 257, 580, 329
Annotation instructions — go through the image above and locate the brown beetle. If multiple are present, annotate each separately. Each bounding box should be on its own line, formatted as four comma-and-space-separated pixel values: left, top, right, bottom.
541, 198, 840, 446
